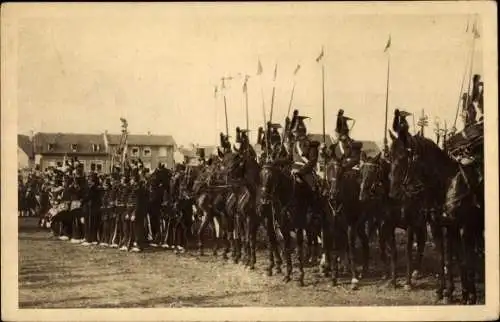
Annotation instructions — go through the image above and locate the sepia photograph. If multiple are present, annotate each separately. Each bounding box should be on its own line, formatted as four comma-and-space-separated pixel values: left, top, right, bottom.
1, 2, 498, 321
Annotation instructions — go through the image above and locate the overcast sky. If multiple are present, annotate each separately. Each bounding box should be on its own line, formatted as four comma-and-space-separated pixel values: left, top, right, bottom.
14, 3, 483, 147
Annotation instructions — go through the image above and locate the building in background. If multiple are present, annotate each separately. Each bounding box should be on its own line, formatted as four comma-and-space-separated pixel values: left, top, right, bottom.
32, 133, 108, 172
18, 134, 34, 169
104, 133, 176, 171
174, 144, 217, 166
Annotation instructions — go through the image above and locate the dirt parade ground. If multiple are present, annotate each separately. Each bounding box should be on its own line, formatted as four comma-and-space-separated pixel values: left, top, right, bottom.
18, 217, 485, 308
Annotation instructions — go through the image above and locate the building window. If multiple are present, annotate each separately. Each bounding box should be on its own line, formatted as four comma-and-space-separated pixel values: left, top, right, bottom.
158, 146, 168, 157
56, 161, 63, 167
89, 160, 104, 172
92, 144, 101, 152
143, 162, 152, 171
131, 147, 140, 157
47, 143, 54, 151
143, 147, 152, 157
71, 144, 78, 152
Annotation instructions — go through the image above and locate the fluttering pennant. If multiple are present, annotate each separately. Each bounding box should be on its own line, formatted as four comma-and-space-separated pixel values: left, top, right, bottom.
316, 47, 324, 63
293, 64, 301, 76
384, 35, 392, 52
257, 59, 263, 75
242, 78, 248, 93
472, 21, 480, 39
214, 85, 218, 98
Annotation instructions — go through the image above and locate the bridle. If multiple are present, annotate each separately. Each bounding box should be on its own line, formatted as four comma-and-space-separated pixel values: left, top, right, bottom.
360, 161, 383, 199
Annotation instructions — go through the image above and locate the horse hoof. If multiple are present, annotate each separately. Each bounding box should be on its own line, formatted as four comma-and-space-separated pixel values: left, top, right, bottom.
381, 274, 388, 280
385, 281, 397, 289
275, 268, 282, 275
266, 269, 273, 277
350, 278, 360, 290
283, 276, 291, 283
403, 284, 412, 291
442, 296, 451, 305
331, 280, 338, 287
411, 270, 421, 280
298, 280, 305, 287
249, 265, 255, 271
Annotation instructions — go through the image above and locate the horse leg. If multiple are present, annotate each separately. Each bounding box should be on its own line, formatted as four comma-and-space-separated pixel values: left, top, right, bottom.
347, 225, 359, 290
458, 226, 470, 305
465, 227, 478, 305
283, 227, 293, 283
356, 219, 370, 280
443, 225, 455, 304
412, 226, 426, 280
434, 224, 445, 302
296, 228, 305, 287
404, 225, 414, 290
265, 213, 275, 276
212, 215, 221, 257
387, 225, 398, 288
197, 210, 211, 256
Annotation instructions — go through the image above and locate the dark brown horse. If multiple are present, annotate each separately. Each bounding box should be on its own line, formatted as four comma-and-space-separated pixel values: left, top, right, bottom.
388, 130, 484, 304
358, 152, 426, 287
323, 157, 369, 290
259, 160, 324, 286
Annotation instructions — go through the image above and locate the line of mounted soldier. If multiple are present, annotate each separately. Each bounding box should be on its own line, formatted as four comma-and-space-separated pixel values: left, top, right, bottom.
20, 74, 484, 304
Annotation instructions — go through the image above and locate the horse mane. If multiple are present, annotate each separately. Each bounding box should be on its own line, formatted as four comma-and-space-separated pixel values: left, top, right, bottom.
410, 135, 458, 203
411, 134, 456, 173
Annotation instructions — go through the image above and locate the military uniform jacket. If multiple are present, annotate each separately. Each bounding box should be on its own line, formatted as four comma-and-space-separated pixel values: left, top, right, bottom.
116, 183, 129, 207
292, 139, 318, 175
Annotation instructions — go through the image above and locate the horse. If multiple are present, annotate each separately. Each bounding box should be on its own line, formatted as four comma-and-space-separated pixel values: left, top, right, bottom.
194, 152, 241, 258
323, 156, 369, 290
388, 130, 484, 304
358, 151, 427, 287
223, 150, 261, 269
162, 167, 195, 252
259, 158, 325, 286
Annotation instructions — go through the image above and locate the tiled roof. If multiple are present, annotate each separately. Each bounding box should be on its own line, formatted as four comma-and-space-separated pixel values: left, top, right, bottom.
308, 134, 334, 147
106, 134, 175, 146
32, 132, 106, 155
18, 134, 34, 158
359, 140, 382, 158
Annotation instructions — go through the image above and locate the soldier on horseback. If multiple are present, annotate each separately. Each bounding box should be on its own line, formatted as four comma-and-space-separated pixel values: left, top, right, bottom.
234, 126, 257, 160
392, 108, 412, 149
219, 132, 232, 155
290, 110, 320, 194
335, 109, 356, 157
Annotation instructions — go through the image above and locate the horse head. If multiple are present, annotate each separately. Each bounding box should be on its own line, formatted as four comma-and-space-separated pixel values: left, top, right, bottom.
388, 129, 411, 199
359, 151, 385, 202
259, 162, 277, 205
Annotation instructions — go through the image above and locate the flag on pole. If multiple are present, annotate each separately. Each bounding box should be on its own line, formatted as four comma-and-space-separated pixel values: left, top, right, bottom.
257, 59, 263, 75
243, 78, 248, 93
293, 64, 301, 75
221, 78, 226, 90
316, 47, 324, 63
214, 85, 218, 98
472, 21, 480, 38
384, 35, 392, 52
273, 63, 278, 81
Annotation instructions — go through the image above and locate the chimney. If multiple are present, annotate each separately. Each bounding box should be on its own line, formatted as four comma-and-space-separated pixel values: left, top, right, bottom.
147, 131, 151, 136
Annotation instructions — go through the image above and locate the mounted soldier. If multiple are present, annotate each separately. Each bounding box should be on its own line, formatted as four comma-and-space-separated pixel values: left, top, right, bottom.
233, 126, 257, 160
335, 109, 356, 157
290, 110, 321, 194
392, 108, 412, 149
218, 132, 232, 155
